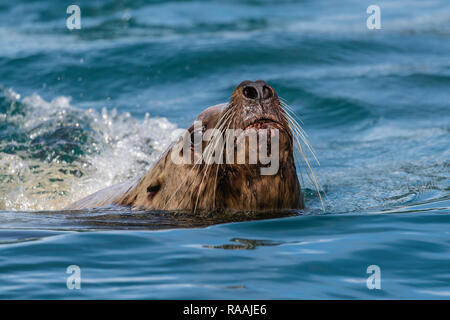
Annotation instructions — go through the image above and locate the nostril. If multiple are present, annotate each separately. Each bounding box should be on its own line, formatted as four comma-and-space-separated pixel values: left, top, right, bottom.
263, 86, 273, 99
243, 86, 258, 100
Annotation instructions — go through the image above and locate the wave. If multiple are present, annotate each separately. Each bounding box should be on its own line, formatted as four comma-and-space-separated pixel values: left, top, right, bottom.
0, 87, 183, 211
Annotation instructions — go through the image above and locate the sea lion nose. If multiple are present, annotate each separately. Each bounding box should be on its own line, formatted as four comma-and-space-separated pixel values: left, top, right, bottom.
242, 80, 273, 101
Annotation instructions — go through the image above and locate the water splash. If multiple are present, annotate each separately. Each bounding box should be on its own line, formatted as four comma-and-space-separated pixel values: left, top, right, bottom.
0, 87, 184, 211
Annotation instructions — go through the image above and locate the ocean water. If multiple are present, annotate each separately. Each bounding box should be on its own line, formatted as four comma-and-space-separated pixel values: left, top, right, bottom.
0, 0, 449, 299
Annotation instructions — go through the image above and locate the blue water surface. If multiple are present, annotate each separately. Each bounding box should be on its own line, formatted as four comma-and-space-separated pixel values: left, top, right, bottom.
0, 0, 449, 299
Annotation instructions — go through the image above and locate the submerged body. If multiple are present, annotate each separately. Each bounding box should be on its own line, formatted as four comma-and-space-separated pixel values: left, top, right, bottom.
67, 80, 304, 213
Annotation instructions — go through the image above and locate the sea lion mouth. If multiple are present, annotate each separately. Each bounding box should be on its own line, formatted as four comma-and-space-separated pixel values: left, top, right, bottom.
243, 117, 284, 131
240, 118, 287, 149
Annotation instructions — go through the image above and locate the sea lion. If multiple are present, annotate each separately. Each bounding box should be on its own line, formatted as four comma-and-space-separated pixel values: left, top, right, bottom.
67, 80, 304, 213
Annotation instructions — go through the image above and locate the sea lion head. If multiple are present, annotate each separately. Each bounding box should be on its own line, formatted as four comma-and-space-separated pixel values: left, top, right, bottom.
120, 80, 303, 213
226, 80, 293, 158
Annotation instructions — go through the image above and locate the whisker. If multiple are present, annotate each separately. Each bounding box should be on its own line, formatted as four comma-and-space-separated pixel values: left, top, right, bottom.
279, 96, 325, 210
194, 110, 235, 213
280, 98, 304, 125
281, 101, 309, 139
286, 115, 319, 165
293, 135, 325, 209
166, 106, 234, 211
165, 153, 203, 210
212, 112, 234, 209
279, 100, 319, 164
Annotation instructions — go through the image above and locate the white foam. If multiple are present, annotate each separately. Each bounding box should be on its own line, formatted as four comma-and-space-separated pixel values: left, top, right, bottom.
0, 90, 184, 211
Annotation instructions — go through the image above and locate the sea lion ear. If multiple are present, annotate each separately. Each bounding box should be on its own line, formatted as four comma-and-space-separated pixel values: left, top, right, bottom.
147, 181, 161, 199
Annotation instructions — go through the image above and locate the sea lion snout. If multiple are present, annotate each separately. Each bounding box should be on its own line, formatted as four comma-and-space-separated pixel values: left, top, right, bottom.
240, 80, 274, 102
231, 80, 289, 136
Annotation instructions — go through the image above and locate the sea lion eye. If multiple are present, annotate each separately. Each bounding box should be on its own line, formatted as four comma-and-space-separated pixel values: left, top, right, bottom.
147, 184, 161, 198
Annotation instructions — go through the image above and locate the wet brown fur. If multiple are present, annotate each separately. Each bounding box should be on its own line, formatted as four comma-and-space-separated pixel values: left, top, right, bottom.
67, 80, 304, 213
